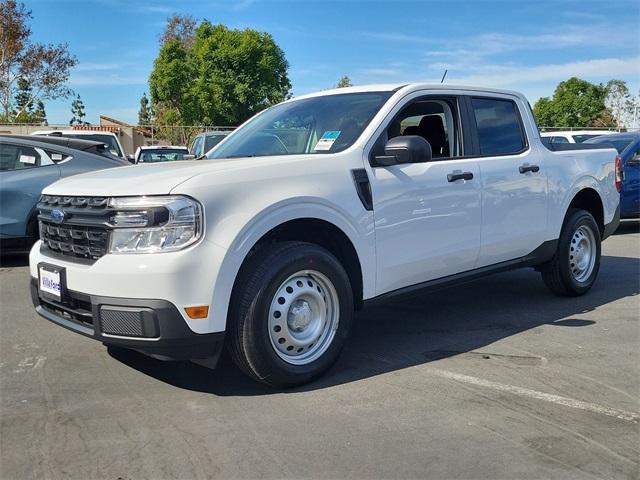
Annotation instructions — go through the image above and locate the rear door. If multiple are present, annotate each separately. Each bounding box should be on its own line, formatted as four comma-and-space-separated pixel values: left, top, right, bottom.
367, 93, 482, 294
466, 95, 548, 267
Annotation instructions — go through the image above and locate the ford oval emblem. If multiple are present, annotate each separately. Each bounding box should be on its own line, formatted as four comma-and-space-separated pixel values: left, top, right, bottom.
51, 209, 65, 224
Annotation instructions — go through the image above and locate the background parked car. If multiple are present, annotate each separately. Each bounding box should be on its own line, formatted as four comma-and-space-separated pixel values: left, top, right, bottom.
0, 136, 129, 252
584, 132, 640, 219
541, 130, 614, 145
189, 131, 230, 158
31, 129, 127, 160
9, 135, 124, 162
134, 145, 191, 163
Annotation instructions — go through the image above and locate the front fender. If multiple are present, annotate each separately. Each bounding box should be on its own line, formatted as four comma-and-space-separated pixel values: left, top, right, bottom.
205, 197, 375, 333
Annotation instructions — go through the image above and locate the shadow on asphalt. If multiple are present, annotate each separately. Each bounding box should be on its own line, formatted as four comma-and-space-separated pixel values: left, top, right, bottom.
108, 252, 640, 396
0, 252, 29, 268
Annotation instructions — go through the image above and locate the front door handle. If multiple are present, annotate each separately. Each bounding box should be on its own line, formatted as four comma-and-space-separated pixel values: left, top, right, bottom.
447, 171, 474, 182
519, 164, 540, 174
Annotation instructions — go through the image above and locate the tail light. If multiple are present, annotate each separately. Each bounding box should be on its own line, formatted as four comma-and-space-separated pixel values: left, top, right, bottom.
615, 155, 623, 192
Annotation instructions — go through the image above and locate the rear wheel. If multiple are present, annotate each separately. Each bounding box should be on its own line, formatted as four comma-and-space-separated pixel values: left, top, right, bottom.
541, 209, 601, 296
227, 241, 353, 387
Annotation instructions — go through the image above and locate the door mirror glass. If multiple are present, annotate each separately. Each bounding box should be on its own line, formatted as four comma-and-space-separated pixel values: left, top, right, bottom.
374, 135, 432, 166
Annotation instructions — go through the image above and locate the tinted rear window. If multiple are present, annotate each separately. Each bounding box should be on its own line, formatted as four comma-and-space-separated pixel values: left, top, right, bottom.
472, 98, 526, 155
204, 135, 227, 152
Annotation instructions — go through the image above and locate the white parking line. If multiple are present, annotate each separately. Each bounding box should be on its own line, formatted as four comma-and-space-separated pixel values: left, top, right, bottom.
428, 369, 639, 422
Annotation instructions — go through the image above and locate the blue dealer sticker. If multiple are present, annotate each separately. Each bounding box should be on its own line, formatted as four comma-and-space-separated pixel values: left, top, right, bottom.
314, 131, 341, 151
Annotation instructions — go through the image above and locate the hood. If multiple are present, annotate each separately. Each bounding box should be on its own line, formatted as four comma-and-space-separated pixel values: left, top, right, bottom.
43, 159, 251, 196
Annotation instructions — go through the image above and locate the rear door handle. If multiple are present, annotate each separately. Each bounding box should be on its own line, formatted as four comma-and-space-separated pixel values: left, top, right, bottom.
447, 171, 474, 182
519, 164, 540, 174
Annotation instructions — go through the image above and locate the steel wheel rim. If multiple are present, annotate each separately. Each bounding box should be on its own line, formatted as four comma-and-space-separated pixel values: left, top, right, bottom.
268, 270, 339, 365
569, 225, 596, 283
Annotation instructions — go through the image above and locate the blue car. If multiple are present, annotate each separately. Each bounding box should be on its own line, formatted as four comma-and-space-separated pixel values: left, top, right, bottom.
0, 136, 129, 252
585, 132, 640, 219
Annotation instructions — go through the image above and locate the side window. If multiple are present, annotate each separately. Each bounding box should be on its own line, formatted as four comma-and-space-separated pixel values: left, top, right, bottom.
0, 143, 42, 171
191, 136, 203, 155
551, 136, 569, 144
472, 97, 526, 156
381, 97, 461, 160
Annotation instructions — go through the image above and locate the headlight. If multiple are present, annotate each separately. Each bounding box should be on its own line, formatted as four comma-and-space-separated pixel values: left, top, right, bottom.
107, 195, 203, 254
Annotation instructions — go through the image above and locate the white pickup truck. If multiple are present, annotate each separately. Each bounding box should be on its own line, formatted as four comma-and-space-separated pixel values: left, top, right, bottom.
29, 84, 621, 387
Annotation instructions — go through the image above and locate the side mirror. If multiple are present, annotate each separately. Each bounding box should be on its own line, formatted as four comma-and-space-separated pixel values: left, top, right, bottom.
183, 154, 196, 160
374, 135, 432, 166
127, 154, 136, 164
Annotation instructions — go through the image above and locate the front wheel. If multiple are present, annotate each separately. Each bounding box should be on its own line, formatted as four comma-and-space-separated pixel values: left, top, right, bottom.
227, 241, 353, 387
541, 209, 601, 296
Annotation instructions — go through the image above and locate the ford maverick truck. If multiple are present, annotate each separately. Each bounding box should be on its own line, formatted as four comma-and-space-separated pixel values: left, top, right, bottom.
29, 84, 620, 387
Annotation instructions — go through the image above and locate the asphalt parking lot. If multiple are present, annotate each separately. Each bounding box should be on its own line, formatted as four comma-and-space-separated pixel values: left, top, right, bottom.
1, 223, 639, 480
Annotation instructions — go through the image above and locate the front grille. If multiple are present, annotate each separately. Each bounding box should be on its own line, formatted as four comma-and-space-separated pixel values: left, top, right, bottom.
40, 222, 108, 259
39, 292, 94, 327
38, 195, 112, 261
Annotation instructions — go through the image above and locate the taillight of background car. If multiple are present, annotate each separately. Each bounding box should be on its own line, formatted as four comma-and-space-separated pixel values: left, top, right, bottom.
615, 155, 624, 192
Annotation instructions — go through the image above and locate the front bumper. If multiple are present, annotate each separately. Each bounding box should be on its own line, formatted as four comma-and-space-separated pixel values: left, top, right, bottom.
30, 278, 224, 361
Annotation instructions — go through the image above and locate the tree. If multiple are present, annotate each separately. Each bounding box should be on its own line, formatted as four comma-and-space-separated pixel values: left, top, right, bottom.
336, 75, 352, 88
138, 93, 152, 125
161, 14, 197, 47
605, 79, 632, 130
533, 77, 613, 128
69, 94, 86, 125
149, 19, 291, 135
0, 0, 77, 122
33, 99, 46, 125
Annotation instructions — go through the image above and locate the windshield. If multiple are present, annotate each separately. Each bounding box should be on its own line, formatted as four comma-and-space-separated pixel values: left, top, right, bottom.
208, 92, 393, 159
64, 133, 123, 158
584, 136, 637, 153
138, 148, 189, 162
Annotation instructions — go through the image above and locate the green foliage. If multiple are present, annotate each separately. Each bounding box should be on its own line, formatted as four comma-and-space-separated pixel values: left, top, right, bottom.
138, 93, 152, 125
533, 77, 614, 128
336, 75, 352, 88
69, 94, 86, 125
149, 20, 291, 129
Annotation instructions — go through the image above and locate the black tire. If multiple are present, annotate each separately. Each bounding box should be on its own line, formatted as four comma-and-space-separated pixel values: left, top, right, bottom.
541, 209, 601, 296
227, 241, 353, 388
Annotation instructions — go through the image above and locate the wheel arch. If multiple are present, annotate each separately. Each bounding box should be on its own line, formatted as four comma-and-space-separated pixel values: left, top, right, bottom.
565, 187, 605, 237
207, 200, 374, 333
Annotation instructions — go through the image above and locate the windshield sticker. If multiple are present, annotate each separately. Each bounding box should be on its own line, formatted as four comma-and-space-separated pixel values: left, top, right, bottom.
19, 155, 36, 164
314, 131, 341, 151
51, 153, 63, 161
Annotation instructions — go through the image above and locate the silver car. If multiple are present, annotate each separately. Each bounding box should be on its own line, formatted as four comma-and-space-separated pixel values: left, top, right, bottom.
0, 136, 129, 252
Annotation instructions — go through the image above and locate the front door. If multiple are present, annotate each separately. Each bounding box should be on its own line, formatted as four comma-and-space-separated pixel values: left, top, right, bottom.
367, 95, 482, 295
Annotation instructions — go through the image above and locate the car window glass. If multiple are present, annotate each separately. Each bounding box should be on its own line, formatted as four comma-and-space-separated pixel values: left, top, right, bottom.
204, 134, 226, 152
209, 92, 392, 159
472, 97, 526, 155
139, 149, 190, 162
385, 98, 461, 159
191, 137, 203, 155
64, 134, 122, 157
552, 136, 569, 144
0, 143, 42, 171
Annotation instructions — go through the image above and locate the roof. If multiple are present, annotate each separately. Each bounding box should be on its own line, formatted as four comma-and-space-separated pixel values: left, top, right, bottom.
138, 145, 188, 150
32, 129, 119, 137
5, 134, 108, 151
541, 130, 616, 136
289, 83, 525, 102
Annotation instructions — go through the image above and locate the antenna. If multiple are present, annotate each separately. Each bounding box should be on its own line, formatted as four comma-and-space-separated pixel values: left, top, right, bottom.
440, 69, 448, 83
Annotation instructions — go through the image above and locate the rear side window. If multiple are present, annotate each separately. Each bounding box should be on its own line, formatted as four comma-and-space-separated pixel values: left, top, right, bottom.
551, 136, 569, 144
472, 98, 526, 156
0, 144, 41, 171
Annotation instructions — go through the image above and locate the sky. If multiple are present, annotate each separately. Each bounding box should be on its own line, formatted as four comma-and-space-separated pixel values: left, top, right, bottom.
27, 0, 640, 125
